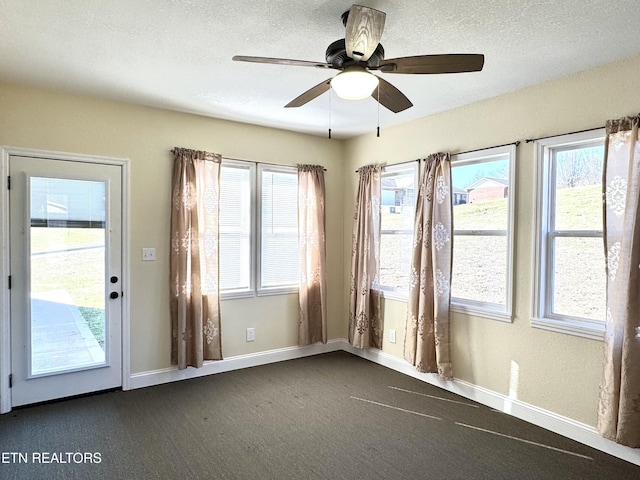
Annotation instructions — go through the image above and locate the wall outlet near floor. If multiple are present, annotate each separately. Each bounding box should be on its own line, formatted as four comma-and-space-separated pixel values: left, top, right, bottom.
246, 328, 255, 342
142, 247, 156, 261
389, 329, 397, 344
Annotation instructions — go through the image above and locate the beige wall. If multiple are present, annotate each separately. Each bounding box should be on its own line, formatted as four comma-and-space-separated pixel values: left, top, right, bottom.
0, 82, 345, 374
342, 53, 640, 427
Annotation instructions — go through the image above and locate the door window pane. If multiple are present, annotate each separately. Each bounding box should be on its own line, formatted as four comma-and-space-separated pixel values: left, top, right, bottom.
29, 177, 106, 376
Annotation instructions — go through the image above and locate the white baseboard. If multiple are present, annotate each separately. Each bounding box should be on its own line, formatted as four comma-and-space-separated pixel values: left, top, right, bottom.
342, 341, 640, 467
128, 338, 639, 466
128, 339, 344, 390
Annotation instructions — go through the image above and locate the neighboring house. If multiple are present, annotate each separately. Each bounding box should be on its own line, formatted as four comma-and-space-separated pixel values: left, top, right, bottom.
452, 186, 468, 205
382, 177, 414, 213
466, 177, 509, 203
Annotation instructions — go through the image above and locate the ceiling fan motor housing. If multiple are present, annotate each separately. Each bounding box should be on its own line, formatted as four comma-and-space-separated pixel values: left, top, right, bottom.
325, 39, 385, 68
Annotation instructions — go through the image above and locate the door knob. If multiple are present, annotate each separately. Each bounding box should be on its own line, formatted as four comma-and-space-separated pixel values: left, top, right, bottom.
110, 276, 118, 284
110, 292, 119, 299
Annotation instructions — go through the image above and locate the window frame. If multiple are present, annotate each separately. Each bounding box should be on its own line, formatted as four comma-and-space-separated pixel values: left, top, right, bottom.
256, 163, 299, 297
219, 159, 299, 300
377, 161, 419, 302
450, 144, 516, 322
532, 129, 606, 340
219, 159, 257, 300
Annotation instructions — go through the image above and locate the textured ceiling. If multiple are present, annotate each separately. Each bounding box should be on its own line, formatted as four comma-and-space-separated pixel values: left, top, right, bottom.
1, 1, 639, 139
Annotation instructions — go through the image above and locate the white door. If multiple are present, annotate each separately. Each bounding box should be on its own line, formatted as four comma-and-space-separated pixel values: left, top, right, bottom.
9, 155, 122, 407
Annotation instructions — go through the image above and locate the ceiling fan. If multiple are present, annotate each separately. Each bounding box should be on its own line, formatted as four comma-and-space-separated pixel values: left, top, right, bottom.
233, 4, 484, 114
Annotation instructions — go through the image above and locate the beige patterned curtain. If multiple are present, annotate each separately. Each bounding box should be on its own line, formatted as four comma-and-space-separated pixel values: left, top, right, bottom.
404, 153, 453, 378
349, 164, 382, 349
297, 164, 328, 346
170, 148, 222, 369
597, 115, 640, 447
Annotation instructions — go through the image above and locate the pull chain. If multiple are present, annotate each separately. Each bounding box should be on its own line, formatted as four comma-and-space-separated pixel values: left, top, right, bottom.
376, 83, 381, 138
328, 88, 332, 139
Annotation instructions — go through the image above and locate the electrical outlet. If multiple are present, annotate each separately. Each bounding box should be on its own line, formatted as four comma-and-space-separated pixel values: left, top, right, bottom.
142, 248, 156, 261
246, 328, 255, 342
389, 329, 397, 344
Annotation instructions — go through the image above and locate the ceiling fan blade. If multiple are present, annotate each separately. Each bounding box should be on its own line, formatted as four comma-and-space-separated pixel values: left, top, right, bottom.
377, 54, 485, 74
371, 77, 413, 113
285, 78, 332, 108
345, 5, 386, 62
233, 55, 333, 69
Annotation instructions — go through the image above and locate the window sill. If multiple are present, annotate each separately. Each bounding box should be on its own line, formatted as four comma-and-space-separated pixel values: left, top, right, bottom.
377, 289, 408, 302
531, 317, 604, 341
451, 303, 512, 323
220, 290, 255, 301
257, 286, 298, 297
221, 287, 299, 300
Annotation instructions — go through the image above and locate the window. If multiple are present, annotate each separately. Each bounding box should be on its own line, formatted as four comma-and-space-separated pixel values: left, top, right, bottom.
378, 162, 418, 300
219, 160, 299, 299
450, 145, 516, 321
533, 130, 605, 339
258, 165, 299, 293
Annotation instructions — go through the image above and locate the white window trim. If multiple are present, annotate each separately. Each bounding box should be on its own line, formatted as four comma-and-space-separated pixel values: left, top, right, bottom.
450, 144, 516, 322
451, 300, 513, 323
256, 163, 299, 297
532, 129, 606, 341
377, 288, 410, 302
219, 160, 299, 300
221, 289, 256, 301
219, 159, 257, 301
377, 161, 419, 302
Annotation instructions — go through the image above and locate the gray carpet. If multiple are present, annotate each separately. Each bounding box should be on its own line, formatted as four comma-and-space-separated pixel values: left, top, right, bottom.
0, 351, 638, 479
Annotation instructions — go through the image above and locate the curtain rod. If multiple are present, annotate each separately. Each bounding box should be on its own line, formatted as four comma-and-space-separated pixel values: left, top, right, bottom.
524, 126, 604, 143
225, 156, 327, 171
452, 141, 520, 157
354, 141, 520, 172
355, 158, 419, 173
171, 150, 326, 171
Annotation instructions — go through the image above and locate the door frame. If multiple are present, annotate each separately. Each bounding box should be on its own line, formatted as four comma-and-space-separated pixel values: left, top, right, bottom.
0, 146, 131, 413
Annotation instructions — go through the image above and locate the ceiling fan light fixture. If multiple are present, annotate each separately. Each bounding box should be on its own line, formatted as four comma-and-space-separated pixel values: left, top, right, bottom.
330, 67, 379, 100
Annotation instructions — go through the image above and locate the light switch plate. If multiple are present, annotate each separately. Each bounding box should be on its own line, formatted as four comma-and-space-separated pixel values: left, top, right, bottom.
142, 248, 156, 261
389, 329, 397, 344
